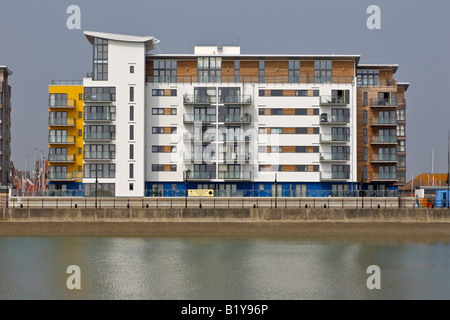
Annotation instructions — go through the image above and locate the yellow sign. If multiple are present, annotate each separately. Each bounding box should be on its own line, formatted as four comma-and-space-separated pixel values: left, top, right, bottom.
188, 189, 214, 197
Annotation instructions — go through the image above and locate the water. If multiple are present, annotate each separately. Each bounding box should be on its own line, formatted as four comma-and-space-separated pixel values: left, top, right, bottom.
1, 236, 450, 300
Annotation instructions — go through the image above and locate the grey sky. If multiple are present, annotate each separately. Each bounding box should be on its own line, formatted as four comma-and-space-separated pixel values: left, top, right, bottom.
0, 0, 449, 179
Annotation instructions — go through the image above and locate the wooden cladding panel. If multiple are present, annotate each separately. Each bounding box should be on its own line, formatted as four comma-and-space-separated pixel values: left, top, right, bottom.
240, 61, 259, 77
264, 90, 271, 96
307, 127, 315, 134
379, 70, 394, 82
163, 165, 171, 171
164, 89, 172, 96
163, 146, 172, 153
265, 61, 288, 78
307, 109, 315, 115
283, 90, 296, 96
264, 109, 271, 115
307, 165, 315, 172
177, 61, 197, 78
307, 146, 315, 153
163, 127, 172, 134
283, 108, 296, 115
300, 61, 314, 81
222, 61, 234, 77
307, 90, 314, 97
283, 165, 296, 172
283, 146, 296, 153
146, 60, 153, 76
283, 127, 296, 134
332, 61, 355, 78
163, 108, 172, 115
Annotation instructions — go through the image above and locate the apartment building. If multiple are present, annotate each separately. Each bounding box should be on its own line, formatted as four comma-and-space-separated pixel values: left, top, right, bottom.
47, 81, 84, 195
356, 65, 409, 196
49, 31, 409, 197
0, 66, 12, 188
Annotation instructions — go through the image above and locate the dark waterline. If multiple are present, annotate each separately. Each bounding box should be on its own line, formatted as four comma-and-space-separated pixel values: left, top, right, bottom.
1, 235, 450, 300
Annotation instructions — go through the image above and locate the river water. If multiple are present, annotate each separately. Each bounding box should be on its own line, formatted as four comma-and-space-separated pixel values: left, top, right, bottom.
1, 236, 449, 300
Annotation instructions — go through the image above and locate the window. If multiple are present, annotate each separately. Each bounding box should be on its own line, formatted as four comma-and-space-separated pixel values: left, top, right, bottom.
332, 184, 350, 197
130, 125, 134, 140
357, 70, 380, 86
398, 140, 406, 152
130, 106, 134, 121
84, 164, 116, 178
364, 147, 367, 161
84, 87, 115, 101
259, 60, 265, 83
396, 109, 405, 121
288, 61, 300, 83
49, 93, 68, 107
398, 155, 406, 168
129, 163, 134, 179
363, 166, 368, 181
84, 106, 115, 121
363, 92, 368, 106
198, 57, 221, 82
314, 60, 332, 83
84, 125, 115, 140
129, 183, 134, 191
152, 108, 177, 115
152, 89, 177, 96
296, 90, 307, 96
93, 38, 108, 81
363, 129, 367, 143
397, 125, 405, 137
234, 61, 240, 82
313, 90, 319, 97
130, 65, 134, 73
78, 148, 82, 155
296, 184, 307, 197
84, 144, 115, 159
152, 145, 176, 153
130, 87, 134, 102
152, 127, 176, 134
153, 60, 177, 83
259, 90, 265, 97
363, 110, 367, 124
152, 164, 177, 172
79, 93, 83, 100
79, 111, 82, 118
129, 144, 134, 159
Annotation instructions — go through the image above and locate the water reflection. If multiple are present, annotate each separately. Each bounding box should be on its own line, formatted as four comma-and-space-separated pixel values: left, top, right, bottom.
0, 236, 450, 299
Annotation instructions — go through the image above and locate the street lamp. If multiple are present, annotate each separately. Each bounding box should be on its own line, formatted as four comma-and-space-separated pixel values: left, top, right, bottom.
274, 173, 278, 208
95, 169, 98, 209
360, 175, 364, 209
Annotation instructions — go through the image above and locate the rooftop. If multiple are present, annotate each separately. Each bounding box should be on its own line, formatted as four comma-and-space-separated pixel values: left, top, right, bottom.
84, 31, 160, 52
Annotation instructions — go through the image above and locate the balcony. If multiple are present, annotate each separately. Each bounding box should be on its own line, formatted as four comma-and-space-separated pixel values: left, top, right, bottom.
320, 152, 350, 162
218, 135, 251, 143
221, 114, 252, 123
51, 80, 83, 86
319, 133, 350, 143
218, 171, 252, 180
320, 114, 349, 125
370, 117, 397, 126
48, 154, 75, 163
370, 135, 398, 144
84, 132, 115, 141
370, 98, 398, 107
84, 113, 116, 122
320, 96, 347, 106
48, 171, 83, 181
84, 151, 115, 160
183, 94, 216, 105
371, 154, 398, 163
183, 132, 216, 143
49, 99, 76, 109
191, 171, 216, 180
183, 114, 216, 123
183, 152, 214, 162
219, 95, 252, 105
320, 171, 350, 181
218, 153, 251, 162
48, 135, 75, 144
371, 172, 398, 182
48, 117, 75, 126
84, 93, 115, 102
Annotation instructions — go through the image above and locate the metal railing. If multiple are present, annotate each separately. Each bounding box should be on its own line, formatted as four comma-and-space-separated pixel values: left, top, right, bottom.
356, 78, 396, 87
49, 99, 76, 108
218, 171, 252, 179
84, 132, 115, 141
84, 93, 115, 102
51, 80, 83, 86
48, 135, 75, 144
48, 117, 75, 126
191, 172, 216, 179
320, 133, 350, 143
320, 152, 350, 161
219, 95, 252, 104
370, 117, 398, 125
183, 152, 214, 161
48, 154, 75, 163
321, 115, 349, 124
371, 172, 398, 181
370, 98, 398, 107
148, 75, 354, 85
371, 154, 398, 162
84, 113, 116, 121
370, 135, 398, 144
320, 171, 350, 180
183, 95, 217, 104
320, 96, 348, 105
183, 114, 216, 123
84, 151, 115, 160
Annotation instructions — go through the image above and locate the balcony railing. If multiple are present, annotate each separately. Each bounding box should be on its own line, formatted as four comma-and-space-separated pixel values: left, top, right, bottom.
218, 135, 251, 142
48, 135, 75, 144
320, 171, 350, 180
356, 78, 395, 87
371, 154, 398, 162
183, 152, 214, 161
370, 117, 398, 126
84, 113, 116, 121
48, 154, 75, 163
222, 114, 251, 123
183, 132, 216, 142
320, 96, 348, 105
48, 171, 83, 181
191, 171, 216, 179
370, 135, 398, 144
84, 93, 115, 102
183, 114, 216, 123
371, 172, 398, 181
320, 133, 350, 143
49, 99, 76, 108
84, 132, 115, 141
148, 75, 354, 85
51, 80, 83, 86
219, 95, 252, 104
320, 152, 350, 161
84, 151, 115, 160
320, 115, 349, 124
48, 117, 75, 126
370, 98, 398, 107
183, 95, 217, 104
218, 171, 252, 179
218, 153, 251, 161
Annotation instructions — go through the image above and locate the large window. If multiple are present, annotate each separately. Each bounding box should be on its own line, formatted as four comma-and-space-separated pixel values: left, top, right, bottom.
288, 61, 300, 83
84, 183, 115, 197
84, 163, 116, 178
314, 60, 332, 83
84, 87, 116, 102
153, 60, 177, 83
198, 57, 221, 82
93, 38, 108, 81
234, 61, 240, 82
357, 70, 380, 86
49, 93, 68, 107
259, 61, 265, 83
84, 144, 115, 159
84, 106, 115, 121
84, 125, 115, 140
